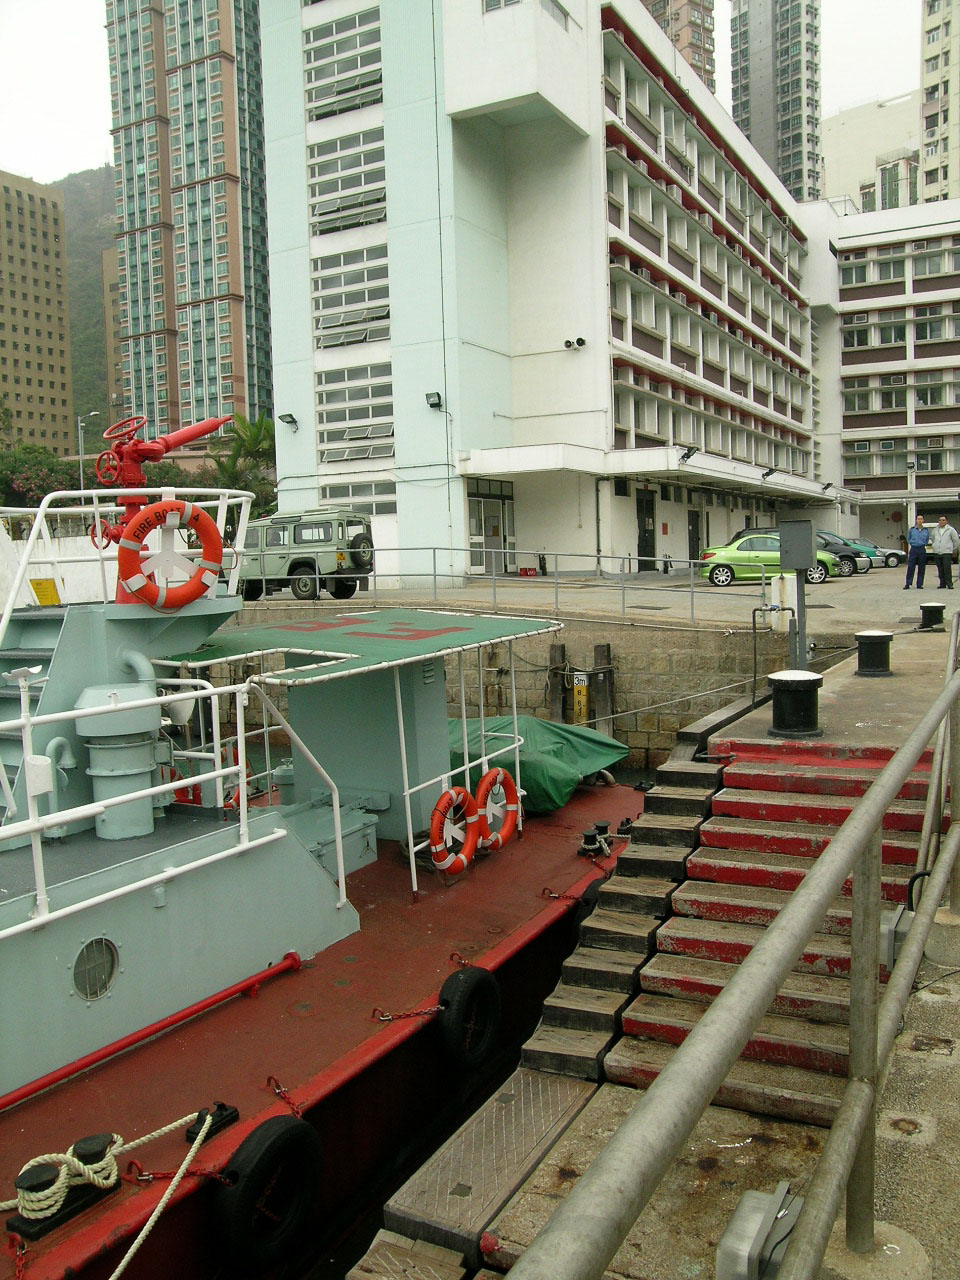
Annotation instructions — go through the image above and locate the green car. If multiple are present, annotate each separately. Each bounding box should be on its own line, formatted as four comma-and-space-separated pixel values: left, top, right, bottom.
699, 531, 840, 586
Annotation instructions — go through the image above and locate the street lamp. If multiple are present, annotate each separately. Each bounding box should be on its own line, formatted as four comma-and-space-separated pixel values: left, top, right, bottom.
77, 411, 100, 491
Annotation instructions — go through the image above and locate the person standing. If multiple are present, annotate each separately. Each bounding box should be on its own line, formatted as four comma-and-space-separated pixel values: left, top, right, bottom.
904, 515, 929, 589
930, 514, 960, 589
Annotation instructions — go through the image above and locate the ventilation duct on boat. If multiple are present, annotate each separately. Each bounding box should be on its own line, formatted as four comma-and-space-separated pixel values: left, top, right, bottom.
74, 682, 162, 840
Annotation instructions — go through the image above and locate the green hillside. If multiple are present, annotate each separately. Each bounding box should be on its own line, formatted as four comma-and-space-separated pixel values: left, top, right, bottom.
56, 165, 116, 441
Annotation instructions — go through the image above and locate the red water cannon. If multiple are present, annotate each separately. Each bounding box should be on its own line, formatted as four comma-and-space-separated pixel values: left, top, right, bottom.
90, 414, 233, 608
91, 414, 232, 541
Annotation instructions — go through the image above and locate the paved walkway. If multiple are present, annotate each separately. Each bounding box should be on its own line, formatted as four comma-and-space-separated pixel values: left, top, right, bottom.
349, 565, 955, 638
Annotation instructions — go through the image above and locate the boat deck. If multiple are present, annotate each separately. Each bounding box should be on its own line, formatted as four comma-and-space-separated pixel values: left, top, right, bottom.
0, 808, 225, 901
0, 782, 633, 1280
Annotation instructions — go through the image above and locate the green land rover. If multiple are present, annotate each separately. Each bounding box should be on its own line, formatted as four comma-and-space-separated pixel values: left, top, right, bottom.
237, 508, 374, 601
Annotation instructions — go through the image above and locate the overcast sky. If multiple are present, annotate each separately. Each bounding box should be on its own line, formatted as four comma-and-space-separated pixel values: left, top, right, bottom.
0, 0, 922, 187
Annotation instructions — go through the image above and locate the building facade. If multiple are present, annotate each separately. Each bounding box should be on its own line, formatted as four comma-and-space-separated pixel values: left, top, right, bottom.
836, 203, 960, 545
639, 0, 716, 93
0, 172, 74, 456
106, 0, 271, 442
263, 0, 849, 577
101, 245, 126, 419
921, 0, 958, 202
822, 94, 920, 214
731, 0, 822, 203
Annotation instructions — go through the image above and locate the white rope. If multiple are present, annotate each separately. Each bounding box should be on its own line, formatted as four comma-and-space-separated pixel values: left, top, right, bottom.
0, 1111, 202, 1217
105, 1112, 214, 1280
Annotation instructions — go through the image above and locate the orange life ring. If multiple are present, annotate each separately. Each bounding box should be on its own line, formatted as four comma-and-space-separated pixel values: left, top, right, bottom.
475, 767, 519, 851
429, 786, 480, 875
222, 744, 253, 811
117, 499, 223, 610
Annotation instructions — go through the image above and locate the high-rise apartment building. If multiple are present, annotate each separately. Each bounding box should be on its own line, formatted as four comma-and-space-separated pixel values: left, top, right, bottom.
639, 1, 716, 93
101, 245, 125, 417
731, 0, 822, 202
263, 0, 848, 578
921, 0, 957, 201
105, 0, 271, 443
0, 172, 73, 455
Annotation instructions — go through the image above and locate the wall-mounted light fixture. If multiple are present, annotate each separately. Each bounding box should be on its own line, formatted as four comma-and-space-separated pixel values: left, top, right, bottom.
761, 467, 777, 480
425, 391, 443, 409
679, 446, 699, 463
278, 413, 298, 433
821, 481, 834, 492
906, 461, 916, 471
563, 337, 587, 349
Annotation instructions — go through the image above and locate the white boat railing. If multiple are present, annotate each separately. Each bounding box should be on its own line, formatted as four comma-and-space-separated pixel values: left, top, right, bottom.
0, 669, 353, 940
0, 487, 253, 648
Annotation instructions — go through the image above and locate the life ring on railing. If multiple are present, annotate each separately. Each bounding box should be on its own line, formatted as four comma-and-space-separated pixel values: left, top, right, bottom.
162, 764, 201, 806
211, 1116, 323, 1273
222, 745, 253, 811
475, 767, 519, 851
429, 785, 480, 875
116, 499, 223, 610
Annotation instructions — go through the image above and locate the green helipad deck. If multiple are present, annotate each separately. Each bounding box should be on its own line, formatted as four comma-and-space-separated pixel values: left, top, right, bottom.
172, 607, 560, 682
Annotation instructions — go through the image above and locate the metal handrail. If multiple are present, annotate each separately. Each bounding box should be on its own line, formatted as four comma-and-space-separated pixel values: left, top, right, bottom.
508, 665, 960, 1280
916, 607, 960, 873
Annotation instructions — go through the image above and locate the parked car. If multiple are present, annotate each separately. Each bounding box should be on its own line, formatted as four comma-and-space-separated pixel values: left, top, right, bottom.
847, 536, 905, 568
813, 532, 871, 576
237, 507, 374, 600
699, 532, 840, 586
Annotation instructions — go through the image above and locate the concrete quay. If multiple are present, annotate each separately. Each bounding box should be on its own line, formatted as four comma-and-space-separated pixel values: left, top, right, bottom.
362, 624, 960, 1280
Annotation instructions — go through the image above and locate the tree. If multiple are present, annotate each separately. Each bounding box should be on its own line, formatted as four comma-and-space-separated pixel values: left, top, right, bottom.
198, 412, 276, 516
0, 446, 77, 507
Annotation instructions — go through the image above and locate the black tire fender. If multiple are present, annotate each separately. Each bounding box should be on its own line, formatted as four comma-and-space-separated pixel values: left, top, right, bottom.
574, 877, 603, 934
211, 1115, 323, 1273
438, 966, 501, 1071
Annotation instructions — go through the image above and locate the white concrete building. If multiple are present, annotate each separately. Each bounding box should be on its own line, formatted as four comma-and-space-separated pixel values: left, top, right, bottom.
262, 0, 852, 579
822, 94, 921, 213
832, 201, 960, 547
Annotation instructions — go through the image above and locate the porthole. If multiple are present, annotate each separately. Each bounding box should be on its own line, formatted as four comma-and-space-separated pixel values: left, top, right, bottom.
73, 938, 119, 1000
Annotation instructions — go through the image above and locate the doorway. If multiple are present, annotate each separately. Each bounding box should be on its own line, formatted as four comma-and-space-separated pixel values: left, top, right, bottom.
687, 509, 701, 563
468, 489, 516, 574
636, 489, 656, 570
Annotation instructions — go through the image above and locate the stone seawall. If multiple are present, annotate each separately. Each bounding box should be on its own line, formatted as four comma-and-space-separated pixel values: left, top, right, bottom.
230, 598, 854, 768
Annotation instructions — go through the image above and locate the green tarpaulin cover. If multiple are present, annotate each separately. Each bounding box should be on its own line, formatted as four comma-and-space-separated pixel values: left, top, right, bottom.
448, 715, 628, 814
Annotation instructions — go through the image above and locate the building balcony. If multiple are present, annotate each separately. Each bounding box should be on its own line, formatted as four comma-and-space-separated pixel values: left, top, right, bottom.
442, 0, 590, 135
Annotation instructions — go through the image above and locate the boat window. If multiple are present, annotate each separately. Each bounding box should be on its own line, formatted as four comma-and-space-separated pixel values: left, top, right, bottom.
294, 521, 333, 544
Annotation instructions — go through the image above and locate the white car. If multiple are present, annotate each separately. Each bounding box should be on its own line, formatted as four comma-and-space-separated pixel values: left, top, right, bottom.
854, 538, 905, 568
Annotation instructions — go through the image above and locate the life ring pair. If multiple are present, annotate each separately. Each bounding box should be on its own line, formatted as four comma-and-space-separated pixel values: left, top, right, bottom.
429, 768, 519, 876
117, 499, 223, 610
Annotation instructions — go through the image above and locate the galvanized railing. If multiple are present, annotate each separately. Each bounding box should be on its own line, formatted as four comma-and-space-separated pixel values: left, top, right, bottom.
239, 543, 774, 622
507, 642, 960, 1280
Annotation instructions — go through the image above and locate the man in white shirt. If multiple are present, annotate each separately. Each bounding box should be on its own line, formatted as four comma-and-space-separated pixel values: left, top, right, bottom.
930, 515, 960, 589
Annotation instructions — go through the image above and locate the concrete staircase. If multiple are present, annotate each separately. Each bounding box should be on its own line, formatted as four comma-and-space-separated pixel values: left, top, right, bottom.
520, 759, 720, 1081
604, 745, 929, 1126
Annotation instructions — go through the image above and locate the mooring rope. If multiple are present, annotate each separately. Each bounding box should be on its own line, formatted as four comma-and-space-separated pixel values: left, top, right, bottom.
0, 1111, 204, 1219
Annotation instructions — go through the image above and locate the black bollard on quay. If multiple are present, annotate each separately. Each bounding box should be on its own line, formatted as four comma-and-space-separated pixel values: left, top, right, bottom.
767, 669, 824, 739
918, 601, 947, 631
855, 630, 893, 677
